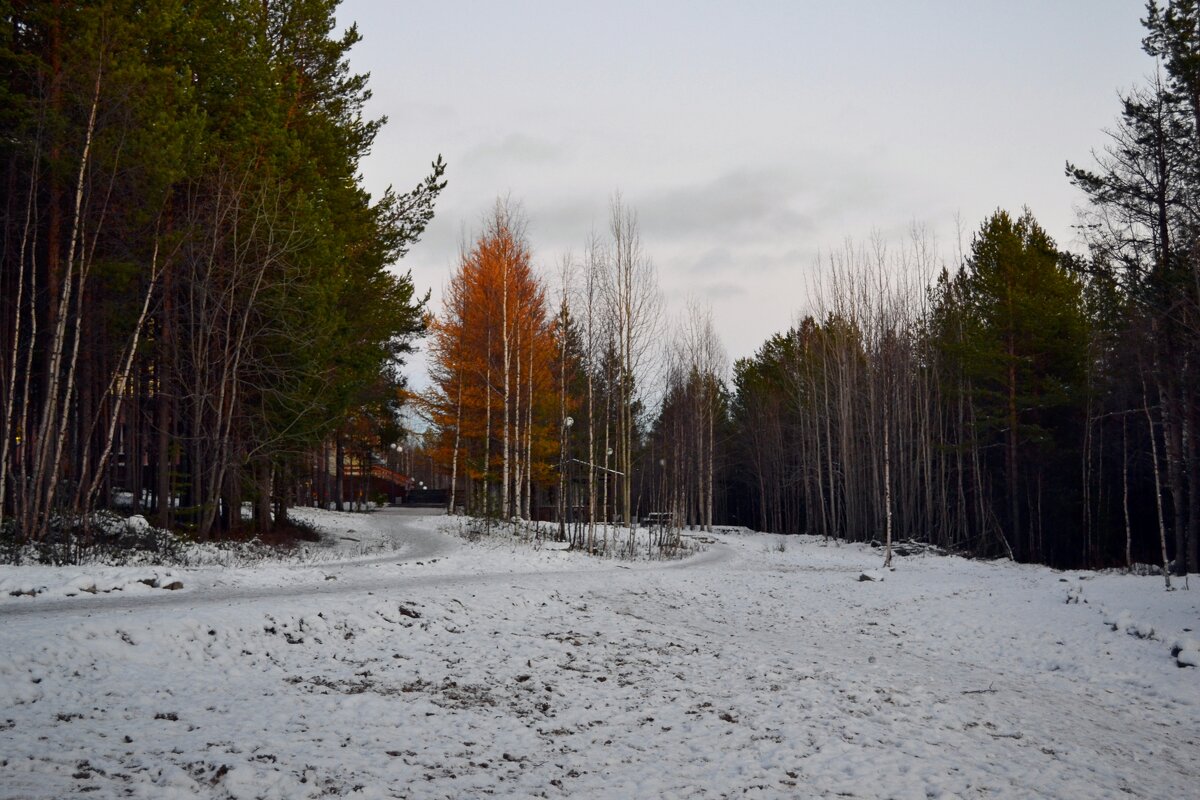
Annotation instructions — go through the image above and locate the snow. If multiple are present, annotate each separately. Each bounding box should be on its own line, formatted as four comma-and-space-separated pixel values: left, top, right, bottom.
1, 510, 1197, 798
0, 567, 183, 599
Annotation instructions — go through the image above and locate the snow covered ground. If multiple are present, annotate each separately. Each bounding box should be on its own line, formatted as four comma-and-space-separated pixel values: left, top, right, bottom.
1, 510, 1197, 799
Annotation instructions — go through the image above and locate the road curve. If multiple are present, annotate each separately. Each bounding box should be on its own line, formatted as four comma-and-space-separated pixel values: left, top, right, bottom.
0, 510, 734, 623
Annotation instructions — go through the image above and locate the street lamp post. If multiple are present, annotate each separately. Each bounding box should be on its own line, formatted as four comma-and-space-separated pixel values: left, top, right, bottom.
388, 443, 400, 505
605, 447, 613, 525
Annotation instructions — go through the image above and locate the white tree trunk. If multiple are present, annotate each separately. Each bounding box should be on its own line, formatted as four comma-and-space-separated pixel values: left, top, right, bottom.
1144, 381, 1173, 590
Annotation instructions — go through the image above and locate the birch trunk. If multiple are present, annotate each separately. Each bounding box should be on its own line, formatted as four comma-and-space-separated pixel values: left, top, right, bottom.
1144, 380, 1173, 589
29, 66, 102, 540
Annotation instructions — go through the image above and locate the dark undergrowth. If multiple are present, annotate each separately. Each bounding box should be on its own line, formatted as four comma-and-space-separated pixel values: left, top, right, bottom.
0, 511, 325, 567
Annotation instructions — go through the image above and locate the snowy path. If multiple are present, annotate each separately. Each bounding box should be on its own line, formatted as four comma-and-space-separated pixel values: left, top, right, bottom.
1, 515, 1197, 799
0, 508, 461, 621
0, 510, 731, 624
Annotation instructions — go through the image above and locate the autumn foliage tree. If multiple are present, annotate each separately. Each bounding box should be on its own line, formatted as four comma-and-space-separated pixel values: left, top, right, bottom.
427, 202, 561, 519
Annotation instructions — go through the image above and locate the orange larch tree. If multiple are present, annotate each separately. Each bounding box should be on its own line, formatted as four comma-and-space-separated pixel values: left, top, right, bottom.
427, 201, 560, 518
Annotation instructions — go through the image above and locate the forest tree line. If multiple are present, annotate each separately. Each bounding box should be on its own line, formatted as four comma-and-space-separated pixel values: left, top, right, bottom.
4, 1, 1198, 577
731, 2, 1200, 573
0, 0, 442, 543
427, 3, 1200, 574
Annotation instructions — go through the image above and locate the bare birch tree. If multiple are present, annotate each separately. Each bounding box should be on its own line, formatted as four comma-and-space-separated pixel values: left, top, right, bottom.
601, 194, 661, 526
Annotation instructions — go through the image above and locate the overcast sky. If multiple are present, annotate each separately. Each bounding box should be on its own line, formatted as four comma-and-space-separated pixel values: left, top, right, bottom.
336, 0, 1150, 384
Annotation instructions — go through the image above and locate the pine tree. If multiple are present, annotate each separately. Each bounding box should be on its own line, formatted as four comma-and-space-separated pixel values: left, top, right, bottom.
948, 210, 1088, 561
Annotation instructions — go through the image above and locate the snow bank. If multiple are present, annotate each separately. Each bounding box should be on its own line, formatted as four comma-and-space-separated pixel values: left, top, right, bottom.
0, 567, 183, 600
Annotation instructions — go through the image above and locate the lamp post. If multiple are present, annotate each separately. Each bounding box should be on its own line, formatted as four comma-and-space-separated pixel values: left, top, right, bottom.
389, 443, 400, 505
605, 447, 613, 524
